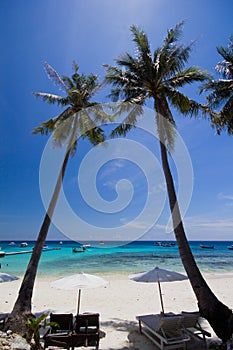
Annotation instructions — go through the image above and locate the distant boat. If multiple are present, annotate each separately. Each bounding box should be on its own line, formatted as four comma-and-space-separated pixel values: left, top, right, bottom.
154, 242, 175, 247
59, 241, 63, 245
82, 244, 91, 248
72, 246, 86, 253
200, 244, 214, 249
99, 241, 104, 245
20, 242, 28, 247
9, 241, 16, 246
154, 242, 162, 246
162, 242, 176, 247
227, 245, 233, 250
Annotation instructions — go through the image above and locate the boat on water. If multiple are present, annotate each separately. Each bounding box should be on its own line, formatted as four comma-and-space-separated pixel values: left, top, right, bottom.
20, 242, 28, 247
72, 246, 86, 253
227, 245, 233, 250
162, 242, 176, 247
154, 242, 175, 247
154, 242, 162, 246
200, 244, 214, 249
9, 241, 16, 246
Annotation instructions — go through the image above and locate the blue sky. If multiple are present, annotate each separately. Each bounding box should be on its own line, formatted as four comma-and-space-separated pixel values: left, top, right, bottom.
0, 0, 233, 242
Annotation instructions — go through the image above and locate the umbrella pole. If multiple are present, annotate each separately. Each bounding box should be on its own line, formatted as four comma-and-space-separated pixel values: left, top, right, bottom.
157, 280, 165, 314
77, 289, 81, 314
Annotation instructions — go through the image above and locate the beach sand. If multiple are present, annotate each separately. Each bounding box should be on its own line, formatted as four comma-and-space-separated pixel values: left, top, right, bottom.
1, 272, 233, 349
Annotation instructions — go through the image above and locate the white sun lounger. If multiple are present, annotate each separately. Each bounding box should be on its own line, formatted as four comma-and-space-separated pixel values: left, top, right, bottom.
136, 314, 190, 350
181, 311, 211, 347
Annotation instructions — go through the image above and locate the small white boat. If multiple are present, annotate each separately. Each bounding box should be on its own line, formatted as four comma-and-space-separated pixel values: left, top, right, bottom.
9, 241, 16, 246
20, 242, 28, 248
227, 245, 233, 250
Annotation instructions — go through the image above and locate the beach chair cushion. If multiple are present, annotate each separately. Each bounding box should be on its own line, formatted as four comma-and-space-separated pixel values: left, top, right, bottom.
181, 311, 211, 344
136, 314, 190, 350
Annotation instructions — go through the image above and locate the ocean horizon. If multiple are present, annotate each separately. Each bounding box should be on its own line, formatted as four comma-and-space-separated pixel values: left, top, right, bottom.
0, 240, 232, 277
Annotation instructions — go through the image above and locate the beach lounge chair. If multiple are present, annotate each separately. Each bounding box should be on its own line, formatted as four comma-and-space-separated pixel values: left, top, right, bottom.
43, 313, 74, 349
44, 333, 73, 350
181, 311, 211, 347
136, 314, 190, 350
72, 313, 100, 349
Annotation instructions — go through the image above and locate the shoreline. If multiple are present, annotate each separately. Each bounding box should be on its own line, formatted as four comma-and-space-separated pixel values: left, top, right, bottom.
1, 273, 233, 349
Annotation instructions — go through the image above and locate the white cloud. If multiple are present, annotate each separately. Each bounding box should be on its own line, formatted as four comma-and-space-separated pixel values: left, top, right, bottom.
217, 192, 233, 201
184, 216, 233, 228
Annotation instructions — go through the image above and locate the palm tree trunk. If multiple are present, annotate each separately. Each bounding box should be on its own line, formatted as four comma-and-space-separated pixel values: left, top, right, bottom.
156, 108, 233, 342
5, 118, 78, 336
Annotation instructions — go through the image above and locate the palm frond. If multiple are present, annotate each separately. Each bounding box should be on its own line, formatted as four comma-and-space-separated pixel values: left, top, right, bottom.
110, 103, 143, 138
44, 62, 69, 92
32, 118, 58, 135
87, 104, 115, 124
78, 110, 105, 145
164, 21, 185, 46
130, 25, 151, 62
160, 43, 194, 78
165, 67, 211, 87
215, 37, 233, 79
32, 107, 72, 135
202, 79, 233, 108
33, 92, 68, 106
165, 87, 202, 116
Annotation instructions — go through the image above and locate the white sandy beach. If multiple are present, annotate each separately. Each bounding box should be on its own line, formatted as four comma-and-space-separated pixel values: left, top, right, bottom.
1, 273, 233, 349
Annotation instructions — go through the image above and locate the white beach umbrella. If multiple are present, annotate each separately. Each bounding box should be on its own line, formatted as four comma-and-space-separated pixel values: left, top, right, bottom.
0, 272, 19, 283
51, 272, 108, 314
129, 267, 188, 314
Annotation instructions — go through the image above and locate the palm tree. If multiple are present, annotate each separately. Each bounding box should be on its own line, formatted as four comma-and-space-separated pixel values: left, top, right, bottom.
6, 62, 108, 336
105, 23, 233, 342
201, 36, 233, 134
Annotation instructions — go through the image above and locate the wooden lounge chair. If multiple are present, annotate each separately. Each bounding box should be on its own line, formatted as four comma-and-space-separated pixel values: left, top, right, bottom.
136, 314, 190, 350
43, 313, 74, 349
44, 333, 73, 350
72, 313, 100, 349
181, 311, 211, 347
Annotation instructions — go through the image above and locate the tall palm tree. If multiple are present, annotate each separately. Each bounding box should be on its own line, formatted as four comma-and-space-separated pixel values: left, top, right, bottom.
201, 36, 233, 134
105, 23, 233, 342
6, 62, 108, 336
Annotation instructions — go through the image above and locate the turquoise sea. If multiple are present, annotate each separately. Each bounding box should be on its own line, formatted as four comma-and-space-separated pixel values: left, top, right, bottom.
0, 240, 233, 277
